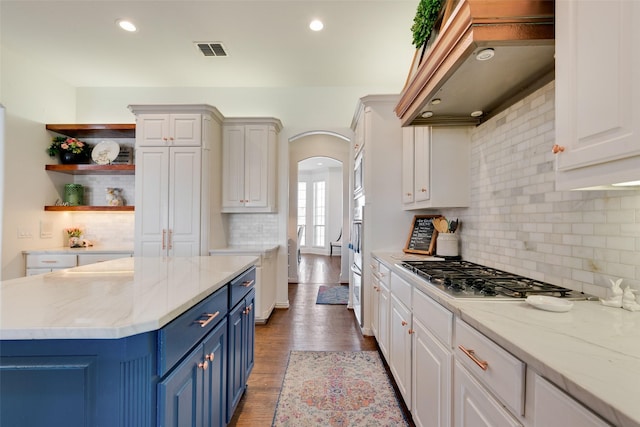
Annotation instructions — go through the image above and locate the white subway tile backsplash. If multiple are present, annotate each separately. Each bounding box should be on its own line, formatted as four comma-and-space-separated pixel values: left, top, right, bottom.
438, 81, 640, 298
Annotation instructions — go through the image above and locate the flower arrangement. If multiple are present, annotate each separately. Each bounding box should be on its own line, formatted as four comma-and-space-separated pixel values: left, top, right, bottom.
48, 137, 88, 157
65, 227, 83, 238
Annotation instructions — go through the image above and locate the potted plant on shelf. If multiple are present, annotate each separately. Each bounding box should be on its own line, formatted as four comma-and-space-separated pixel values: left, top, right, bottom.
48, 137, 91, 164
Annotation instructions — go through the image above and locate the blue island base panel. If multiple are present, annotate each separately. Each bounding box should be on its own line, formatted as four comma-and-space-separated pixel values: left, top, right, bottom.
0, 334, 157, 427
1, 362, 88, 426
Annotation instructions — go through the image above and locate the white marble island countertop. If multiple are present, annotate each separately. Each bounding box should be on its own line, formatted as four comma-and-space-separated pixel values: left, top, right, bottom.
374, 251, 640, 427
0, 255, 258, 340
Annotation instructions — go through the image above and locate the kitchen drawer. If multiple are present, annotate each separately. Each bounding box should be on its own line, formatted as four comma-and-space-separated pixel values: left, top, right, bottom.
413, 287, 453, 347
390, 272, 412, 308
454, 318, 525, 416
378, 262, 391, 286
77, 253, 132, 266
229, 267, 256, 309
158, 285, 228, 376
25, 254, 77, 268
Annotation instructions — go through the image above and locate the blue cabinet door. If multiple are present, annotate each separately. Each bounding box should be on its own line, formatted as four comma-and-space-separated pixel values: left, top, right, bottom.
244, 289, 256, 380
203, 319, 228, 427
158, 345, 203, 427
226, 301, 245, 420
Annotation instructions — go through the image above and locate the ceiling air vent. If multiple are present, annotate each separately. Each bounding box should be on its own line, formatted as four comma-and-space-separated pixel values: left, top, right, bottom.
195, 42, 228, 57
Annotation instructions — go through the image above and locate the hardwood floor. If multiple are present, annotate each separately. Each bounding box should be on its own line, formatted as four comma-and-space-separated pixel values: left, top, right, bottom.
228, 254, 414, 426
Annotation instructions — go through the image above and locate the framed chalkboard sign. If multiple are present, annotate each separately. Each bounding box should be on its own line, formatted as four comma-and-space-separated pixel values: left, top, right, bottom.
403, 215, 439, 255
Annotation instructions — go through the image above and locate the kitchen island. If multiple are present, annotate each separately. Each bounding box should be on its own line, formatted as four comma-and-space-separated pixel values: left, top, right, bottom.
0, 255, 258, 427
373, 252, 640, 427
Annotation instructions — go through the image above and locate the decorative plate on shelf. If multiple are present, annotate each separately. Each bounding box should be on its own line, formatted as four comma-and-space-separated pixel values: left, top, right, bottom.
92, 140, 120, 165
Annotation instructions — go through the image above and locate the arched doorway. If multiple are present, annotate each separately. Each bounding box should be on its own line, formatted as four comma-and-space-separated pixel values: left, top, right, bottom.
288, 132, 350, 287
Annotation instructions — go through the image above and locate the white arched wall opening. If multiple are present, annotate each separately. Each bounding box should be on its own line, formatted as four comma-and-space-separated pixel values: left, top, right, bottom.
288, 131, 351, 285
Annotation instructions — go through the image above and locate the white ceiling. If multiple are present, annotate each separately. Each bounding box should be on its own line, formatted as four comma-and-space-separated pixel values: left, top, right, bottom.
1, 0, 418, 89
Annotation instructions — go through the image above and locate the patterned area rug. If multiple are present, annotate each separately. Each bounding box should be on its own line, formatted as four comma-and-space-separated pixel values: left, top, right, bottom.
272, 351, 408, 426
316, 285, 349, 305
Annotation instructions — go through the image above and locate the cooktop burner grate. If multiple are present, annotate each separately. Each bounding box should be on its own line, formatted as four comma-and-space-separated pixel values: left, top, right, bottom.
399, 260, 581, 299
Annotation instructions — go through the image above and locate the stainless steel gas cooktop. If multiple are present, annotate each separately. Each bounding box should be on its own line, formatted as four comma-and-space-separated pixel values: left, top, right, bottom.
399, 260, 585, 300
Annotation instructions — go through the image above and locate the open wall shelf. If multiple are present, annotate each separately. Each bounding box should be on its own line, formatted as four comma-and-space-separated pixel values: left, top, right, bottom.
46, 124, 136, 138
45, 164, 135, 175
44, 206, 135, 212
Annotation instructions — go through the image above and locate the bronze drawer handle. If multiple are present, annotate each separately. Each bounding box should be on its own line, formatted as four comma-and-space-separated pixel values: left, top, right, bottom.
458, 345, 489, 371
194, 311, 220, 328
242, 279, 255, 287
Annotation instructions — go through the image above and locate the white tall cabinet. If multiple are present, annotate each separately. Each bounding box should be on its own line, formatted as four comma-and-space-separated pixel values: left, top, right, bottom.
222, 118, 281, 213
555, 0, 640, 190
350, 95, 415, 335
129, 104, 225, 256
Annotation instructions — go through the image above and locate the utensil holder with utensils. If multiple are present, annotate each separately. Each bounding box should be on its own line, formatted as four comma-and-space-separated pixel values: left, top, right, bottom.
437, 233, 459, 257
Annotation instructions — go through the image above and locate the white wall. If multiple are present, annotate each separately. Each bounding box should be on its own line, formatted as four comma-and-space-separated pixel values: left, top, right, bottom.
437, 81, 640, 298
0, 46, 78, 279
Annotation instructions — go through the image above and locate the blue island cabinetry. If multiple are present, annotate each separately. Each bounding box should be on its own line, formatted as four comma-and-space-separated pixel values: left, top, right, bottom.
0, 266, 256, 427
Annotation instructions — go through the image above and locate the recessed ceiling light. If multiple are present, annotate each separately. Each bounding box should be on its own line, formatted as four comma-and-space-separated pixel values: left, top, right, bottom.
421, 111, 434, 118
117, 19, 137, 32
309, 19, 324, 31
470, 110, 483, 117
431, 98, 441, 105
475, 48, 495, 61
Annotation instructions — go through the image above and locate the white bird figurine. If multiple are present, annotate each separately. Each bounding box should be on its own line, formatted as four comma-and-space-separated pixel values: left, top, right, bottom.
622, 286, 640, 312
600, 278, 623, 308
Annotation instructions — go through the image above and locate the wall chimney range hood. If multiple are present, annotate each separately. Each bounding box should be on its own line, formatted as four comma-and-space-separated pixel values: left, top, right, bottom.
396, 0, 555, 127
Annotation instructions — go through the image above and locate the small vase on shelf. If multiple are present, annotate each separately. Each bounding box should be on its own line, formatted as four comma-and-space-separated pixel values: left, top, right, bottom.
59, 151, 77, 164
69, 236, 82, 248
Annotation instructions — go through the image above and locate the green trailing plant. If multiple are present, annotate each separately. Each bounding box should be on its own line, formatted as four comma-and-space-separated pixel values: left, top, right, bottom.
411, 0, 443, 49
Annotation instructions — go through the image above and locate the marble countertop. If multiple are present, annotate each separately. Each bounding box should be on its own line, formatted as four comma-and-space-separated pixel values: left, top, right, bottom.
0, 255, 258, 340
373, 251, 640, 427
209, 244, 279, 258
23, 246, 134, 254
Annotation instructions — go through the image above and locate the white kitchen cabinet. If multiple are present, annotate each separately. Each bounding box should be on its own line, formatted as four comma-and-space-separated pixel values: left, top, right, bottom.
222, 118, 281, 213
402, 126, 471, 209
130, 104, 224, 256
412, 287, 453, 427
390, 292, 412, 410
377, 272, 391, 362
555, 0, 640, 190
370, 262, 381, 339
533, 375, 610, 427
454, 361, 522, 427
135, 147, 201, 256
135, 113, 202, 147
24, 252, 133, 276
454, 318, 525, 417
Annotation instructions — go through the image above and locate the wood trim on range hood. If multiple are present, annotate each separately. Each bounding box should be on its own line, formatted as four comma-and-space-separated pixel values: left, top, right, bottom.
395, 0, 555, 127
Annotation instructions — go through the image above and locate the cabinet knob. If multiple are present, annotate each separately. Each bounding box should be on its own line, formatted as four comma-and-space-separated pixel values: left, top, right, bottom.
205, 352, 215, 362
408, 329, 414, 335
406, 192, 412, 197
401, 320, 408, 327
198, 360, 209, 370
163, 137, 168, 142
420, 188, 427, 192
552, 144, 565, 154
